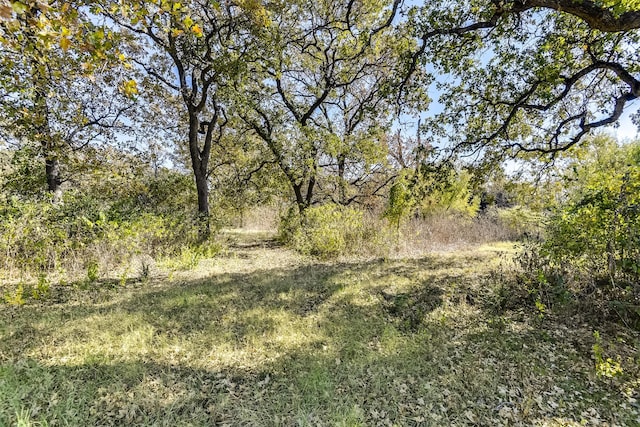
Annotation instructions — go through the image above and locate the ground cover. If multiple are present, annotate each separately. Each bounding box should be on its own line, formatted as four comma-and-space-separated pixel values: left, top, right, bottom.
1, 231, 638, 426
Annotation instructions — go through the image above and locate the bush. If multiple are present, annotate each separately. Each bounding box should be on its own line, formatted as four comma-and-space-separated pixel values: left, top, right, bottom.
279, 204, 388, 259
541, 138, 640, 284
496, 206, 544, 239
0, 192, 217, 279
492, 138, 640, 327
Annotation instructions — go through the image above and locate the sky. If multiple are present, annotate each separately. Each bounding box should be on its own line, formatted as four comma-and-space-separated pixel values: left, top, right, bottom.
613, 103, 639, 141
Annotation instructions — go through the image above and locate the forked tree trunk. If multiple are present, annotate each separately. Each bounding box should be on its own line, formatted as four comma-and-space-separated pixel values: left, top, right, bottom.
188, 113, 211, 238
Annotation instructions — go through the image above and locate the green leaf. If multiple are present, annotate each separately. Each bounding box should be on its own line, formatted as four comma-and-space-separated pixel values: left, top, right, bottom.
11, 1, 28, 15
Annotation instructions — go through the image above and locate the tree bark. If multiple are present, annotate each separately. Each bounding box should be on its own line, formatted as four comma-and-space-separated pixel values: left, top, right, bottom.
188, 113, 210, 236
337, 153, 347, 205
45, 156, 62, 202
292, 183, 306, 213
522, 0, 640, 32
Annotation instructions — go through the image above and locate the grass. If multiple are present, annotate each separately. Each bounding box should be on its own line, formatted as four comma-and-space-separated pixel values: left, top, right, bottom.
1, 231, 639, 426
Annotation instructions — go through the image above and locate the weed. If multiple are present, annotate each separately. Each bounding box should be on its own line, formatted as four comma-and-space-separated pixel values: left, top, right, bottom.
119, 267, 129, 287
4, 282, 26, 306
15, 407, 32, 427
86, 261, 99, 284
534, 298, 546, 320
139, 262, 150, 281
593, 330, 624, 378
32, 274, 50, 300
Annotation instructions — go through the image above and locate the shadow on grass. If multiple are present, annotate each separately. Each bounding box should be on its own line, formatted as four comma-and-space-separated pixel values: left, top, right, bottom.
1, 252, 635, 425
1, 255, 460, 356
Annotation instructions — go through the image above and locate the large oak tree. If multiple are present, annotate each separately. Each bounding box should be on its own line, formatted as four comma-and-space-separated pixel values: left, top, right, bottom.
405, 0, 639, 161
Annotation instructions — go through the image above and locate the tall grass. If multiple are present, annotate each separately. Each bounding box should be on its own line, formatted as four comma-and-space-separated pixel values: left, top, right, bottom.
395, 212, 520, 256
0, 196, 219, 282
274, 204, 525, 260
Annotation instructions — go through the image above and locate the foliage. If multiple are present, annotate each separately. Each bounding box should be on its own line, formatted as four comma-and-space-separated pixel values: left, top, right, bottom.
384, 169, 415, 230
0, 0, 135, 199
593, 330, 624, 378
489, 138, 640, 328
0, 155, 218, 278
496, 206, 544, 239
238, 0, 422, 212
543, 137, 640, 283
96, 0, 263, 220
280, 204, 386, 259
410, 0, 640, 162
3, 282, 25, 306
419, 168, 480, 218
160, 241, 222, 271
384, 164, 481, 229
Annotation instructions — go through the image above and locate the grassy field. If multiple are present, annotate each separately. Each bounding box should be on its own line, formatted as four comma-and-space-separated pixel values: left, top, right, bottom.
1, 231, 639, 426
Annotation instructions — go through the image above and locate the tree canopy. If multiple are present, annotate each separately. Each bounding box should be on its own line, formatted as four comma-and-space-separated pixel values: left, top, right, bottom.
405, 0, 639, 162
0, 0, 638, 214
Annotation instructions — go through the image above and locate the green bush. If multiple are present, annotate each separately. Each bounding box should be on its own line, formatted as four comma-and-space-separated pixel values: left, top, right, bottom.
0, 192, 215, 278
496, 137, 640, 328
542, 138, 640, 283
280, 204, 386, 259
496, 206, 544, 239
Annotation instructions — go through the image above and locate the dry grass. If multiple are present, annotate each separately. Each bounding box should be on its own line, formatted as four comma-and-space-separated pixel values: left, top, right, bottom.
1, 231, 639, 426
231, 204, 282, 231
394, 214, 519, 257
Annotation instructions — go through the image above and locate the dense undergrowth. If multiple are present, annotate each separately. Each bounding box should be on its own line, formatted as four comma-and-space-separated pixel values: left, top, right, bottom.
0, 164, 223, 285
495, 138, 640, 330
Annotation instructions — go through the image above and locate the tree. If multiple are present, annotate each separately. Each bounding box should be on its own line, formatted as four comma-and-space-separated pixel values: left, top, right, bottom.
403, 0, 639, 160
0, 0, 133, 201
236, 0, 416, 213
98, 0, 261, 233
316, 71, 406, 207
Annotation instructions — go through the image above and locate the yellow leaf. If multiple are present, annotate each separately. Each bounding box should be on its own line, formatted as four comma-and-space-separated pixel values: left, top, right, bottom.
59, 37, 71, 50
120, 79, 138, 98
191, 24, 203, 37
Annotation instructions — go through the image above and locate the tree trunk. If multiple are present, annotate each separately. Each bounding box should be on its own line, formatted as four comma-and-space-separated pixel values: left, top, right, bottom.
337, 153, 346, 205
293, 183, 306, 213
31, 34, 60, 202
194, 170, 210, 237
188, 114, 210, 237
45, 156, 62, 203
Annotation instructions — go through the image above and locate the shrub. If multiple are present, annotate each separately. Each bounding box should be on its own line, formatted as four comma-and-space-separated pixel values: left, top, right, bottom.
0, 192, 217, 279
492, 138, 640, 328
540, 138, 640, 284
280, 204, 387, 259
496, 206, 544, 239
